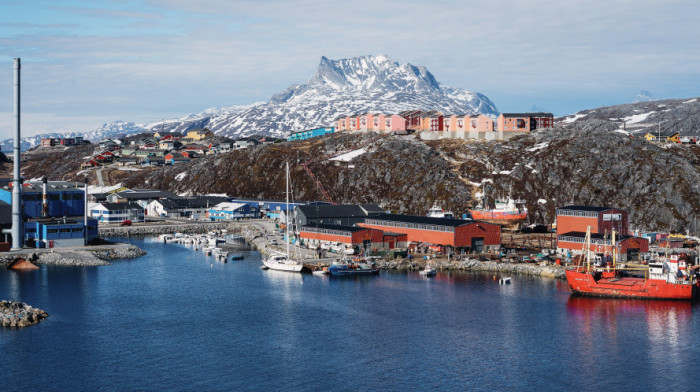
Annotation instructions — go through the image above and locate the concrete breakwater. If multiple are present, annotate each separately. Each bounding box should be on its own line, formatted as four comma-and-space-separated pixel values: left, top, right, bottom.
0, 244, 147, 267
1, 300, 48, 328
99, 222, 231, 236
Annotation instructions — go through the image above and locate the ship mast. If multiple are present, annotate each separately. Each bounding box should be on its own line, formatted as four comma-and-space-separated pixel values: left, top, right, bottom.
585, 225, 592, 272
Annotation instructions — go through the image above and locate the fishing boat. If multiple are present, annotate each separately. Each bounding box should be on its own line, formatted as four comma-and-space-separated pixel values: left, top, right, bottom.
565, 227, 698, 300
427, 202, 454, 218
419, 264, 437, 276
262, 162, 304, 273
328, 261, 379, 276
468, 196, 527, 228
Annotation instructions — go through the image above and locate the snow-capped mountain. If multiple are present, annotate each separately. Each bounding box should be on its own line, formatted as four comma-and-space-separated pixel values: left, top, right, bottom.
1, 55, 499, 150
634, 90, 656, 103
152, 55, 498, 138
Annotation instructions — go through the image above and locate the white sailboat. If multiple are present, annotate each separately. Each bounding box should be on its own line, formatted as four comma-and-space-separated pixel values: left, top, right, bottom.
263, 162, 304, 272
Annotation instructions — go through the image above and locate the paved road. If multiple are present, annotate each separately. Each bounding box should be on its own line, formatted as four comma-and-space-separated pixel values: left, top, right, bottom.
96, 168, 105, 187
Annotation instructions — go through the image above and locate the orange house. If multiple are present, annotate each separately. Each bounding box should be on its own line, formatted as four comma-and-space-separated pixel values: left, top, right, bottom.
372, 113, 386, 131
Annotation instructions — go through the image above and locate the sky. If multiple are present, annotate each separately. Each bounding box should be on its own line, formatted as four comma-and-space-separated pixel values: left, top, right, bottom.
0, 0, 699, 138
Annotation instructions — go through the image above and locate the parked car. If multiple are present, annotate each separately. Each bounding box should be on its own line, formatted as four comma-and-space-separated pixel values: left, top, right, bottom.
120, 220, 132, 226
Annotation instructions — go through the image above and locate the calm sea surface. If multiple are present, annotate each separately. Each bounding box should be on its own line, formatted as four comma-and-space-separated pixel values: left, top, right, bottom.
1, 237, 699, 391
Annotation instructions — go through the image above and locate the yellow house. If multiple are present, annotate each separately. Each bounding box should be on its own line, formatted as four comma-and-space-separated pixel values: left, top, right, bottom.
666, 132, 680, 143
643, 133, 656, 141
186, 129, 214, 140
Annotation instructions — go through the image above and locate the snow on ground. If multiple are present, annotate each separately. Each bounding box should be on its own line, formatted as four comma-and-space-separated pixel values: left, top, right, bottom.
498, 170, 512, 175
77, 169, 91, 176
175, 172, 187, 181
537, 199, 547, 204
621, 111, 655, 124
330, 148, 366, 162
205, 193, 228, 197
684, 98, 698, 104
526, 142, 549, 152
614, 129, 630, 135
118, 167, 141, 171
561, 113, 586, 124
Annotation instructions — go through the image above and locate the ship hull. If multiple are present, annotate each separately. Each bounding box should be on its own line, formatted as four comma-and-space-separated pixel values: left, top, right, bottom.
468, 210, 527, 228
565, 269, 697, 300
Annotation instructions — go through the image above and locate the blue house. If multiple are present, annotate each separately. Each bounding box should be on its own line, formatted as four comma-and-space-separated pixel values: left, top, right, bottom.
288, 127, 335, 142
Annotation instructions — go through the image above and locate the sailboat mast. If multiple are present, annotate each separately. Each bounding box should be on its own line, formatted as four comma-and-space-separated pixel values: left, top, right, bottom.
286, 162, 290, 258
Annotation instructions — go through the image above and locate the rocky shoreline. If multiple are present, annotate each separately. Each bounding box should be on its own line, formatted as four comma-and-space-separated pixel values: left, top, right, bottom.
0, 244, 147, 267
99, 222, 231, 236
1, 301, 48, 328
376, 258, 566, 279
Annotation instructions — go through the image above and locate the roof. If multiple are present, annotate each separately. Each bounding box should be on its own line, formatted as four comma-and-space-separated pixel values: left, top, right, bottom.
111, 189, 178, 200
300, 223, 367, 233
501, 112, 554, 118
210, 202, 247, 211
558, 231, 643, 242
557, 205, 620, 212
0, 180, 85, 193
95, 202, 143, 211
367, 213, 476, 228
296, 204, 383, 219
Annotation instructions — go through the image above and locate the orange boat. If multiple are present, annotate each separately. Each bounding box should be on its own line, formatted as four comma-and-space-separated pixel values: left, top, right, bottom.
468, 196, 527, 227
565, 228, 698, 300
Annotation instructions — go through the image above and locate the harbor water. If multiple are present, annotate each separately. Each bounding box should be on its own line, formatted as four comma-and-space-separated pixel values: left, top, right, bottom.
2, 237, 700, 391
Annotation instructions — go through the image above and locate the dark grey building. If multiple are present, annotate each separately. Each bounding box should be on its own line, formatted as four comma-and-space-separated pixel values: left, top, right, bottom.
295, 204, 385, 227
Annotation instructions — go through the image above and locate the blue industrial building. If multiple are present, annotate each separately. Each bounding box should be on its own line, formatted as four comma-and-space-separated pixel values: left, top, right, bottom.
0, 180, 98, 248
287, 127, 335, 142
227, 198, 309, 219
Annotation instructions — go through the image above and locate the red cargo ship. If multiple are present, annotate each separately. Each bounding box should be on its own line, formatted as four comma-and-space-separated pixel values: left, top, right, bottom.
468, 197, 527, 228
565, 228, 698, 300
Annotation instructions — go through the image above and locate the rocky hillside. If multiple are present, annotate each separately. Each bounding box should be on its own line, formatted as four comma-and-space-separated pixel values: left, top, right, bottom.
559, 97, 700, 136
12, 127, 700, 233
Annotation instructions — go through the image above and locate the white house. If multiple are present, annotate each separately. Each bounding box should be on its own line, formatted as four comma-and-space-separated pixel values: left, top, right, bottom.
208, 202, 256, 220
89, 202, 145, 223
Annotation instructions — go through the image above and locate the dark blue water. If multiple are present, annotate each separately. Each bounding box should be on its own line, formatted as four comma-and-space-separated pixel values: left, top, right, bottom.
2, 238, 699, 391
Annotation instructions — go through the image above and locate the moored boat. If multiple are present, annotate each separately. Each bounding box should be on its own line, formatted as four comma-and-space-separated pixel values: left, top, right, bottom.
328, 260, 379, 276
565, 227, 698, 300
262, 162, 304, 273
419, 264, 437, 276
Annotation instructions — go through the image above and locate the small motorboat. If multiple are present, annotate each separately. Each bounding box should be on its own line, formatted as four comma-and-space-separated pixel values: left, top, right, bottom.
499, 277, 512, 284
419, 265, 437, 277
229, 254, 244, 261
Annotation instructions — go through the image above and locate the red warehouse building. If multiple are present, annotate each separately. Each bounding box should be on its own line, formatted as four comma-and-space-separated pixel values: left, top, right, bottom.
359, 214, 501, 252
556, 206, 629, 236
557, 232, 649, 261
556, 206, 647, 261
299, 224, 408, 252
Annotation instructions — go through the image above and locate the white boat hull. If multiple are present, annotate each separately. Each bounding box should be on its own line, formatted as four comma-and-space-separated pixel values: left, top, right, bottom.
263, 259, 304, 272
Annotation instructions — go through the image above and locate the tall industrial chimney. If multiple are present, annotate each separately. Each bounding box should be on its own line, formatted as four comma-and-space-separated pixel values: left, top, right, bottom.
11, 58, 22, 250
42, 176, 48, 218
